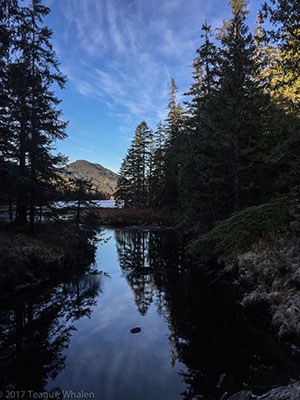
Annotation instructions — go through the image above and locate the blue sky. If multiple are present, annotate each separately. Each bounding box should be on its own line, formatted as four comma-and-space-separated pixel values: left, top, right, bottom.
44, 0, 263, 172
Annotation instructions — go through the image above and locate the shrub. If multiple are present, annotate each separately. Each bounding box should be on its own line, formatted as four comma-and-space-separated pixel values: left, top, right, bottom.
188, 197, 289, 261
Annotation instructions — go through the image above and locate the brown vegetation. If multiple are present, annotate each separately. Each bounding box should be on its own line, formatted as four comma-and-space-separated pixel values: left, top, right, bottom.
86, 207, 174, 227
0, 222, 96, 295
223, 234, 300, 340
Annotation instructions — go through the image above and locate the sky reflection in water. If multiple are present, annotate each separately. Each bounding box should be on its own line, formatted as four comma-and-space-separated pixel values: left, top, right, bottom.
46, 228, 186, 400
2, 228, 300, 399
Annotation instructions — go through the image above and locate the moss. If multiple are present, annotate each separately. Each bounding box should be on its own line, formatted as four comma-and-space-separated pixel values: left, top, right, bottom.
188, 197, 289, 261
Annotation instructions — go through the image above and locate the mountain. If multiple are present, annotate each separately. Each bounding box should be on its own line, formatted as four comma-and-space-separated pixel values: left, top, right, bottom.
64, 160, 118, 194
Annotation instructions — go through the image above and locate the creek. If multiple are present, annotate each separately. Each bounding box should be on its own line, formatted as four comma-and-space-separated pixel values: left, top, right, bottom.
1, 227, 300, 399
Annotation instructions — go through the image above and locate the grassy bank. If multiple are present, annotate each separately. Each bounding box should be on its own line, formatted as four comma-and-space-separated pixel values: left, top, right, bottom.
229, 234, 300, 340
0, 221, 97, 295
188, 197, 289, 262
188, 196, 300, 341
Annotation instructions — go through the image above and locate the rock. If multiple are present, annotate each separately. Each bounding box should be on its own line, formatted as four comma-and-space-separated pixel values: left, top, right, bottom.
228, 381, 300, 400
227, 390, 254, 399
130, 327, 141, 334
136, 267, 153, 275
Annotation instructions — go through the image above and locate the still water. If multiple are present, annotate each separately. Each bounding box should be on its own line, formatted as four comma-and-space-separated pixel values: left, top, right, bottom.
1, 228, 300, 399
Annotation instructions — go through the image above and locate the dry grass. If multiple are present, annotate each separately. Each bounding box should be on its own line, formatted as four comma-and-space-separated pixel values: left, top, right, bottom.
228, 234, 300, 340
0, 222, 96, 294
85, 207, 174, 227
228, 380, 300, 399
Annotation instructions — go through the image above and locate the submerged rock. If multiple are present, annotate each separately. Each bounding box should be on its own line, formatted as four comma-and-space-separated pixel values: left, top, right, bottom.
130, 327, 141, 334
136, 267, 153, 275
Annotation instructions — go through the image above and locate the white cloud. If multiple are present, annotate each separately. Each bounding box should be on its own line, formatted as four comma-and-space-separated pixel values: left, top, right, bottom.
55, 0, 231, 130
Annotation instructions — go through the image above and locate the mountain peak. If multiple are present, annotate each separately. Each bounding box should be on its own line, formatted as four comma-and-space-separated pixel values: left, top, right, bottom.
64, 160, 118, 194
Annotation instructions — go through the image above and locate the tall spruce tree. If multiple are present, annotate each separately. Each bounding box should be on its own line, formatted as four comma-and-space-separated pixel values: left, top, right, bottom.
162, 78, 186, 210
0, 0, 18, 208
180, 22, 222, 227
148, 121, 167, 208
261, 0, 300, 60
115, 121, 152, 208
131, 121, 152, 207
260, 0, 300, 195
214, 0, 267, 213
11, 0, 67, 231
115, 156, 133, 208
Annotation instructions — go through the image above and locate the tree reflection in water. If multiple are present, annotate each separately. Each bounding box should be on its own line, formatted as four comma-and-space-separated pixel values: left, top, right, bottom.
0, 273, 102, 392
2, 229, 300, 399
115, 229, 182, 316
115, 228, 300, 399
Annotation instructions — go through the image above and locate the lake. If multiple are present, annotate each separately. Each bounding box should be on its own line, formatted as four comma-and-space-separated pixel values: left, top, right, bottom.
54, 200, 118, 208
1, 227, 300, 399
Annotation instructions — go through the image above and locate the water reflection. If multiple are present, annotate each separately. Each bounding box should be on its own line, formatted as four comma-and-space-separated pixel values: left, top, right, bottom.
114, 228, 300, 399
0, 274, 102, 392
115, 229, 183, 317
1, 228, 300, 399
115, 230, 153, 315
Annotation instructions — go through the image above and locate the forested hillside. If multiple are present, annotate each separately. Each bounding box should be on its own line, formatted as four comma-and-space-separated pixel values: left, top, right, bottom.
64, 160, 117, 195
115, 0, 300, 242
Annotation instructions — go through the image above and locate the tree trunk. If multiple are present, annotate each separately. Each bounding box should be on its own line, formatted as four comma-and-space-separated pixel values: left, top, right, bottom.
29, 13, 37, 236
29, 157, 36, 235
234, 166, 240, 212
8, 191, 13, 223
76, 197, 81, 227
15, 120, 27, 226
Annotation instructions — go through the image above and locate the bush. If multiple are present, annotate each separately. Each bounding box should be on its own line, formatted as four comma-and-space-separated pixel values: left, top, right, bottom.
188, 197, 289, 261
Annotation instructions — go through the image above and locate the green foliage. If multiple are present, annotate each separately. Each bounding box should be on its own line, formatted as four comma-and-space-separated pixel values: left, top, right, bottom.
116, 0, 300, 249
188, 197, 289, 261
0, 0, 68, 232
160, 78, 186, 210
109, 0, 300, 261
115, 121, 153, 208
148, 121, 167, 208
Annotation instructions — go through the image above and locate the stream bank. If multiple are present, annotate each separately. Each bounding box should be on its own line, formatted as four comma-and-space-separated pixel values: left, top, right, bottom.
2, 227, 300, 399
0, 221, 97, 296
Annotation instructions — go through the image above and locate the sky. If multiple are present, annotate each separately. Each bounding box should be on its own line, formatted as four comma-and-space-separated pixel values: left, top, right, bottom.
43, 0, 263, 173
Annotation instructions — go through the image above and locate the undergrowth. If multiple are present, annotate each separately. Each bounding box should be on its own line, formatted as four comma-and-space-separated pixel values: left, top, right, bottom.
188, 197, 289, 261
0, 221, 97, 293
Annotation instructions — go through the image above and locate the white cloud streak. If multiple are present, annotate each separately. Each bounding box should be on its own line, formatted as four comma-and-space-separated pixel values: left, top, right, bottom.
55, 0, 230, 130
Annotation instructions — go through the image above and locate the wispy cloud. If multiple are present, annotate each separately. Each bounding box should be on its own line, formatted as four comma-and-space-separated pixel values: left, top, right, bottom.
75, 146, 96, 155
53, 0, 233, 133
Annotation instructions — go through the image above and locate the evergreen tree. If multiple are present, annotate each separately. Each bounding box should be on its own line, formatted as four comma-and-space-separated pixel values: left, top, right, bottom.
261, 0, 300, 62
6, 0, 68, 231
115, 121, 152, 208
0, 0, 18, 210
254, 15, 300, 107
180, 22, 222, 226
260, 0, 300, 194
68, 177, 93, 226
115, 156, 133, 208
162, 78, 186, 210
214, 0, 267, 213
131, 121, 152, 207
148, 121, 167, 208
